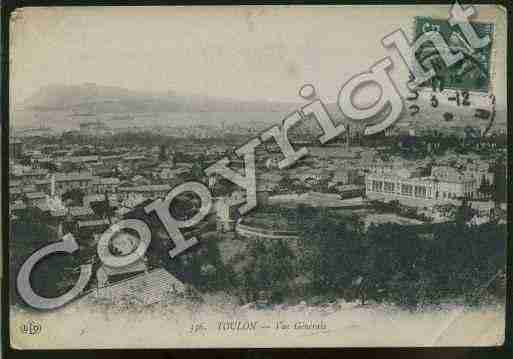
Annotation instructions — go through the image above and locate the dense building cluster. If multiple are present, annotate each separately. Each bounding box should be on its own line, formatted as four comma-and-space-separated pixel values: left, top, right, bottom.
8, 124, 507, 306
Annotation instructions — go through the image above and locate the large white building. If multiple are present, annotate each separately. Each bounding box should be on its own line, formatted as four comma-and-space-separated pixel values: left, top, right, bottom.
365, 167, 477, 206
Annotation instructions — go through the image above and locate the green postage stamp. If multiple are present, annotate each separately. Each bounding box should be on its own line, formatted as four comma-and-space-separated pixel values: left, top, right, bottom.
413, 16, 495, 93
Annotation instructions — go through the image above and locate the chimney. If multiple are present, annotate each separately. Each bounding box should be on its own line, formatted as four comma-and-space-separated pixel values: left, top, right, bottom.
51, 174, 56, 197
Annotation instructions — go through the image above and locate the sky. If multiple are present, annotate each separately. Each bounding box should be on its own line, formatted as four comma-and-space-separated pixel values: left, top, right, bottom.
9, 5, 507, 107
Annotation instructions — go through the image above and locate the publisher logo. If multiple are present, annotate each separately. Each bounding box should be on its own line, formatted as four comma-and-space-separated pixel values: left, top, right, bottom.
20, 320, 42, 336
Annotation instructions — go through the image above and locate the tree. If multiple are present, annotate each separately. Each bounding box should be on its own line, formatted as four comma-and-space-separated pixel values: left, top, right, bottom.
454, 199, 475, 226
241, 239, 296, 303
159, 144, 168, 162
492, 156, 507, 204
90, 194, 115, 223
19, 156, 32, 166
62, 188, 85, 206
191, 162, 205, 182
298, 209, 365, 300
365, 223, 432, 309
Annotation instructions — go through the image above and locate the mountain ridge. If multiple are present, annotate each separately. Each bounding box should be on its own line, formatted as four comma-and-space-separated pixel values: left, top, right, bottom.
17, 83, 506, 131
20, 83, 302, 114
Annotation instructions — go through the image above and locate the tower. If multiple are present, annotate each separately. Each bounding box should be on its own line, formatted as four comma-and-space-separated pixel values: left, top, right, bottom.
51, 174, 56, 197
346, 123, 351, 150
214, 197, 236, 233
208, 176, 217, 191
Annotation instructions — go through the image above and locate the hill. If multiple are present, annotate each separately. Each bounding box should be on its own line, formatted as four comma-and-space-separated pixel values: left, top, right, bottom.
21, 83, 300, 114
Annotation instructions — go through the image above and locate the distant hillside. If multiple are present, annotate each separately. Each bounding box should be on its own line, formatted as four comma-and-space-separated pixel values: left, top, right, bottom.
19, 83, 505, 133
21, 83, 300, 114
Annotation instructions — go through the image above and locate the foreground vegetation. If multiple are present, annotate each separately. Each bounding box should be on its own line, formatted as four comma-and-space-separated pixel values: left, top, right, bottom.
159, 205, 507, 310
10, 204, 507, 310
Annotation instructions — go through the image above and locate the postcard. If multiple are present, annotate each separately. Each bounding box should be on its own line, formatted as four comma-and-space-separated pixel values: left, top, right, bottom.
7, 4, 508, 348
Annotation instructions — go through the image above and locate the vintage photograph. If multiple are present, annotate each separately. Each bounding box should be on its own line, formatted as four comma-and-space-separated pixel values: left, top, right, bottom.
7, 4, 508, 348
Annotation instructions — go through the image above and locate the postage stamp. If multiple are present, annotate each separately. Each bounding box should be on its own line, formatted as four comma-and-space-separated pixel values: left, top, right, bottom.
413, 16, 495, 93
6, 3, 508, 349
397, 12, 499, 139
